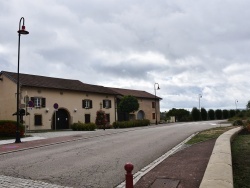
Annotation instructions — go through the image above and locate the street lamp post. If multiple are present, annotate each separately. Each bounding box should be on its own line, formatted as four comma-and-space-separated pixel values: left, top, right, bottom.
235, 99, 238, 111
154, 83, 160, 125
198, 94, 202, 120
15, 17, 29, 143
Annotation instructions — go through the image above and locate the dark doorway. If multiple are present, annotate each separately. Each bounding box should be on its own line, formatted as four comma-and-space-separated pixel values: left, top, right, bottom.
52, 109, 69, 130
85, 114, 90, 123
106, 114, 110, 123
137, 110, 145, 120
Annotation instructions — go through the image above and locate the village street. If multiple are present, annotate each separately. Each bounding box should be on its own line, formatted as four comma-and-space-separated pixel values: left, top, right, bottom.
0, 121, 226, 188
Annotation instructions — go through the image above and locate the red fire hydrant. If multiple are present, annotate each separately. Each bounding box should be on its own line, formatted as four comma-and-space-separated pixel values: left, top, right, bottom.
124, 162, 134, 188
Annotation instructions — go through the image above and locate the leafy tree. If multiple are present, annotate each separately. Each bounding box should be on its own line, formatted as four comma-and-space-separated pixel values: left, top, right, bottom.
208, 109, 215, 120
215, 109, 222, 119
222, 109, 229, 119
236, 110, 245, 118
247, 100, 250, 110
201, 108, 207, 120
95, 110, 107, 130
167, 108, 190, 122
235, 109, 240, 115
118, 95, 139, 120
160, 112, 166, 121
229, 109, 236, 118
191, 107, 200, 121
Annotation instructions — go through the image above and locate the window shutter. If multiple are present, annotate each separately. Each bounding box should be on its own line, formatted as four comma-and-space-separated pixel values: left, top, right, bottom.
90, 100, 93, 108
109, 100, 111, 108
82, 100, 86, 108
152, 113, 155, 119
42, 98, 46, 108
103, 100, 106, 108
152, 102, 155, 108
31, 97, 34, 103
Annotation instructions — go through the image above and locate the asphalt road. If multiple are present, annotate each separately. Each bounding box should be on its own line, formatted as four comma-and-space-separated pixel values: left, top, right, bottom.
0, 120, 228, 188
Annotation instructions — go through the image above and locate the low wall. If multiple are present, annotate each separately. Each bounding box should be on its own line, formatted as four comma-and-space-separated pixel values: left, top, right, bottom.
199, 126, 243, 188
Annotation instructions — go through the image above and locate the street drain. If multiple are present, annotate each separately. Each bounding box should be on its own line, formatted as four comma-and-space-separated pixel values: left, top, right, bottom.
150, 178, 180, 188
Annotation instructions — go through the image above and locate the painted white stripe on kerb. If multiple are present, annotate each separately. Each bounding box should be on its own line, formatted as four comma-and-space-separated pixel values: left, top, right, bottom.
116, 133, 197, 188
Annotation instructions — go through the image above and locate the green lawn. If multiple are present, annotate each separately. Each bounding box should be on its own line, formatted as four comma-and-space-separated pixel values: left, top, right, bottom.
186, 126, 234, 145
232, 133, 250, 188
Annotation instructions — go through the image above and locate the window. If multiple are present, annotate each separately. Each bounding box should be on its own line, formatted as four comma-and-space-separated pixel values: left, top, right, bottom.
34, 114, 42, 126
31, 97, 46, 108
152, 102, 155, 108
103, 100, 111, 109
152, 113, 156, 120
34, 98, 41, 107
82, 100, 92, 109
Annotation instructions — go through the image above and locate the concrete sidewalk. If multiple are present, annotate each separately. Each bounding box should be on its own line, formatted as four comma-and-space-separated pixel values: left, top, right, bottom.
134, 138, 216, 188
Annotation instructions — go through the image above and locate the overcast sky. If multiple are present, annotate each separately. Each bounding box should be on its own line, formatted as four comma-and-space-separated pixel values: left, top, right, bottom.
1, 0, 250, 112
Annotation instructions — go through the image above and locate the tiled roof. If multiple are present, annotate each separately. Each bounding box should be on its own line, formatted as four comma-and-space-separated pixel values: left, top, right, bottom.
1, 71, 161, 99
1, 71, 117, 95
109, 87, 162, 100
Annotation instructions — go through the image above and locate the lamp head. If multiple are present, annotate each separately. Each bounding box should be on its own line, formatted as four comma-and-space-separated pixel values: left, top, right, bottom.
155, 83, 160, 90
18, 25, 29, 35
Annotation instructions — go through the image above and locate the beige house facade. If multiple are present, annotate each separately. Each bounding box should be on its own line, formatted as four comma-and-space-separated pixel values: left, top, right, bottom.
0, 71, 161, 130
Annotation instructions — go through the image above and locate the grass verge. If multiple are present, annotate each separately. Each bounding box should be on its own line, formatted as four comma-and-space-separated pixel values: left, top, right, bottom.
186, 126, 235, 145
232, 133, 250, 188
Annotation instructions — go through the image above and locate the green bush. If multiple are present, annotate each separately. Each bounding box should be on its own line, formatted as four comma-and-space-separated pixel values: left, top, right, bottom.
113, 119, 150, 129
242, 119, 250, 133
233, 119, 244, 126
0, 120, 25, 137
95, 110, 107, 126
71, 122, 96, 131
96, 123, 113, 129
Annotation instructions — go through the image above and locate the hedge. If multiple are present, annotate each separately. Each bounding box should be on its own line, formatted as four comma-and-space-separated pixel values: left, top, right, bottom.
71, 122, 96, 131
113, 119, 150, 129
0, 120, 25, 137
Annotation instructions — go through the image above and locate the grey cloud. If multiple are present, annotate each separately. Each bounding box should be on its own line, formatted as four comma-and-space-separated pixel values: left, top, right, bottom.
1, 0, 250, 111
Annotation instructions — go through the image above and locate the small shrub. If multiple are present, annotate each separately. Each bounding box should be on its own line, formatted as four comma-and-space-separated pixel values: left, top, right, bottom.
96, 123, 113, 129
71, 123, 77, 131
71, 122, 96, 131
112, 119, 150, 129
0, 120, 25, 137
95, 110, 107, 127
233, 119, 244, 126
246, 124, 250, 133
243, 119, 250, 133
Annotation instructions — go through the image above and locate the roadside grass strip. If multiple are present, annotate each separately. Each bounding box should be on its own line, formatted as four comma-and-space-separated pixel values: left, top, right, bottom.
187, 126, 235, 145
232, 134, 250, 188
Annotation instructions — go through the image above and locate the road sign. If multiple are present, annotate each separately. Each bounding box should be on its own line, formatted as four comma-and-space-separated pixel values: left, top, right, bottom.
53, 103, 59, 109
28, 101, 34, 107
